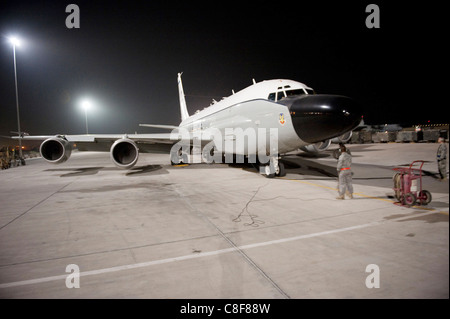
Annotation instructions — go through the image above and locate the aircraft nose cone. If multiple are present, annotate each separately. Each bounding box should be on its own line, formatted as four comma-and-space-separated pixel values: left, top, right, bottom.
282, 94, 363, 143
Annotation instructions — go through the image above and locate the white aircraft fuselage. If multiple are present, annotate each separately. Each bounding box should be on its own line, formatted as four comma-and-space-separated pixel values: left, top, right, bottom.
177, 74, 361, 156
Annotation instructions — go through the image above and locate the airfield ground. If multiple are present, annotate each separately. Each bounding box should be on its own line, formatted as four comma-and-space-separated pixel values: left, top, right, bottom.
0, 143, 448, 299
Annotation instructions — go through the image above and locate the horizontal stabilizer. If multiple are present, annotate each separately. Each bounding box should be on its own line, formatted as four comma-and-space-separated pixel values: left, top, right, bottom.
139, 124, 179, 130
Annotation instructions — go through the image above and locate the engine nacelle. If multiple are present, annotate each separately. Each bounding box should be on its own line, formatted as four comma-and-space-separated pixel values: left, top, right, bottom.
40, 136, 72, 164
331, 131, 353, 144
110, 138, 139, 169
300, 139, 331, 154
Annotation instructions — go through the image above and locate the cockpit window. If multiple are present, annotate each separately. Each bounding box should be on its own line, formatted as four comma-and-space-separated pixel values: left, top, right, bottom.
286, 89, 312, 97
277, 91, 285, 101
268, 91, 288, 101
268, 88, 314, 101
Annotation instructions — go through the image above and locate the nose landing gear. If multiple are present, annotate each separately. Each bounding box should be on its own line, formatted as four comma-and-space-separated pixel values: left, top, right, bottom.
260, 156, 286, 178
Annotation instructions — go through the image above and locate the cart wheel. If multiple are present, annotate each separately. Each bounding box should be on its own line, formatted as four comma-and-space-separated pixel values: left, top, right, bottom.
403, 193, 416, 206
419, 190, 432, 205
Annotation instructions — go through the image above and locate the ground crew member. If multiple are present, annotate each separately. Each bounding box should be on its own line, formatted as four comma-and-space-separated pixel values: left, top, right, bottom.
437, 137, 447, 181
336, 144, 353, 199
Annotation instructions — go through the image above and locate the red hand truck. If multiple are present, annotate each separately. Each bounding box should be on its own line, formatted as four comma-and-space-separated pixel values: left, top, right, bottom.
392, 160, 432, 207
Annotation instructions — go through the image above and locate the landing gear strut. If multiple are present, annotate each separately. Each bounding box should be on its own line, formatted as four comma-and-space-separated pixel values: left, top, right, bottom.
170, 148, 189, 165
260, 156, 285, 178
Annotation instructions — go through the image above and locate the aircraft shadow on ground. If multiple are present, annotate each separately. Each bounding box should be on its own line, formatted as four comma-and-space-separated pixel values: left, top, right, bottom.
45, 167, 105, 177
126, 165, 168, 176
45, 165, 167, 177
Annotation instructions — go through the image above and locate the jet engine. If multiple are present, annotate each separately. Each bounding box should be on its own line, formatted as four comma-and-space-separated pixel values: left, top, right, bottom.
331, 131, 353, 144
110, 138, 139, 169
300, 139, 331, 154
40, 136, 72, 164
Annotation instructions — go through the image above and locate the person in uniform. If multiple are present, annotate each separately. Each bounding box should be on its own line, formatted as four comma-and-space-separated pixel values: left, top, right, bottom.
437, 137, 447, 181
336, 144, 353, 199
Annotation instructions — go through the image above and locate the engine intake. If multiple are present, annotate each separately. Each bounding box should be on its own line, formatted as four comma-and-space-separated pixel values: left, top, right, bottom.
110, 138, 139, 169
40, 136, 72, 164
300, 139, 331, 153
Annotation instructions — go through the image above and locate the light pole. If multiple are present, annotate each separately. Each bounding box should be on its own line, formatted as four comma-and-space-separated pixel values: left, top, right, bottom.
81, 100, 92, 134
8, 36, 25, 165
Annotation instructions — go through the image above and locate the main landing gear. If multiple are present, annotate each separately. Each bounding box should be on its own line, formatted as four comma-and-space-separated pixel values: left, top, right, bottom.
170, 148, 189, 165
171, 147, 286, 179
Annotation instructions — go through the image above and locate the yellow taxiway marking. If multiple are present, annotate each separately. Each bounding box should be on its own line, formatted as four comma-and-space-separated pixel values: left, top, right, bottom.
281, 177, 447, 213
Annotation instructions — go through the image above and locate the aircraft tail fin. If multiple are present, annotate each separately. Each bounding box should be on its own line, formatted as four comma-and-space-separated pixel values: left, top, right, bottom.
177, 73, 189, 122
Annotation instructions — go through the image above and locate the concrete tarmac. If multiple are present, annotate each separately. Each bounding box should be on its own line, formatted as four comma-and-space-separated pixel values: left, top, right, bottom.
0, 143, 448, 298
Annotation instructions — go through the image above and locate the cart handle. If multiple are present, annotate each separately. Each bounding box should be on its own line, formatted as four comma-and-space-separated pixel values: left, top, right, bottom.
409, 160, 425, 170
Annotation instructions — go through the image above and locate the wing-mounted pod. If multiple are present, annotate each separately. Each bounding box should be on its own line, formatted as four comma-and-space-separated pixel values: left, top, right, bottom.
110, 138, 139, 169
40, 135, 72, 164
300, 139, 331, 154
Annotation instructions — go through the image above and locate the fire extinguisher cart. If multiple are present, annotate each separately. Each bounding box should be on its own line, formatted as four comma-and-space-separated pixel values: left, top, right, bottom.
392, 160, 432, 207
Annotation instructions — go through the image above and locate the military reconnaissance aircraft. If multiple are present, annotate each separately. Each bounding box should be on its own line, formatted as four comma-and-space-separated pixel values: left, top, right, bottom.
22, 73, 362, 178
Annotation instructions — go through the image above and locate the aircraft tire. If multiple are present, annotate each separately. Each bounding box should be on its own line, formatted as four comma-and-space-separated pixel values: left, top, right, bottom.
276, 162, 286, 177
264, 164, 275, 178
170, 150, 189, 165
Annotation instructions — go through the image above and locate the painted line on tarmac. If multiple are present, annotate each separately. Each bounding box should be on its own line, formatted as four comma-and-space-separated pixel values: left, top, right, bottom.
281, 177, 445, 211
0, 210, 441, 289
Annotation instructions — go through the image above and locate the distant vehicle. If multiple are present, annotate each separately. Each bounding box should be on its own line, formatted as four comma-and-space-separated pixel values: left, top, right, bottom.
19, 73, 362, 177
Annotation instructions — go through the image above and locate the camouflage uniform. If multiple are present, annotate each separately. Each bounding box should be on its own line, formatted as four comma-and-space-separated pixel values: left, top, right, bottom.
337, 151, 353, 198
437, 142, 447, 180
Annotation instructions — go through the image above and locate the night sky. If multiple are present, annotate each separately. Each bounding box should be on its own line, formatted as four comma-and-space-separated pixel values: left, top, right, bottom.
0, 1, 445, 136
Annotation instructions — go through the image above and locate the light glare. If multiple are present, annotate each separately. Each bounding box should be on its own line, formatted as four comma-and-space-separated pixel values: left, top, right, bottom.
81, 100, 92, 111
9, 36, 21, 47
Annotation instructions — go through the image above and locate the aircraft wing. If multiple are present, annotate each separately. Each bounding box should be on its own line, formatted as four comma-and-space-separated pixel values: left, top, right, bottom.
17, 133, 179, 154
17, 132, 212, 168
19, 132, 208, 145
20, 133, 174, 142
67, 133, 178, 153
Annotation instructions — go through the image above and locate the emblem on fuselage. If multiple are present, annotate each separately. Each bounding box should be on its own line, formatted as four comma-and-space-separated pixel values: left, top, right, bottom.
279, 113, 286, 126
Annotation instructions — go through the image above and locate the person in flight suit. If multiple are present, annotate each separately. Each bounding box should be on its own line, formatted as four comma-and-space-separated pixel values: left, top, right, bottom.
437, 137, 447, 181
336, 144, 353, 199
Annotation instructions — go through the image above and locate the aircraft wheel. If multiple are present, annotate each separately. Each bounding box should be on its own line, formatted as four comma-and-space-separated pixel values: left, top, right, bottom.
276, 162, 286, 177
181, 153, 189, 164
263, 161, 286, 178
202, 147, 214, 164
264, 165, 275, 178
170, 153, 179, 166
170, 150, 189, 165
